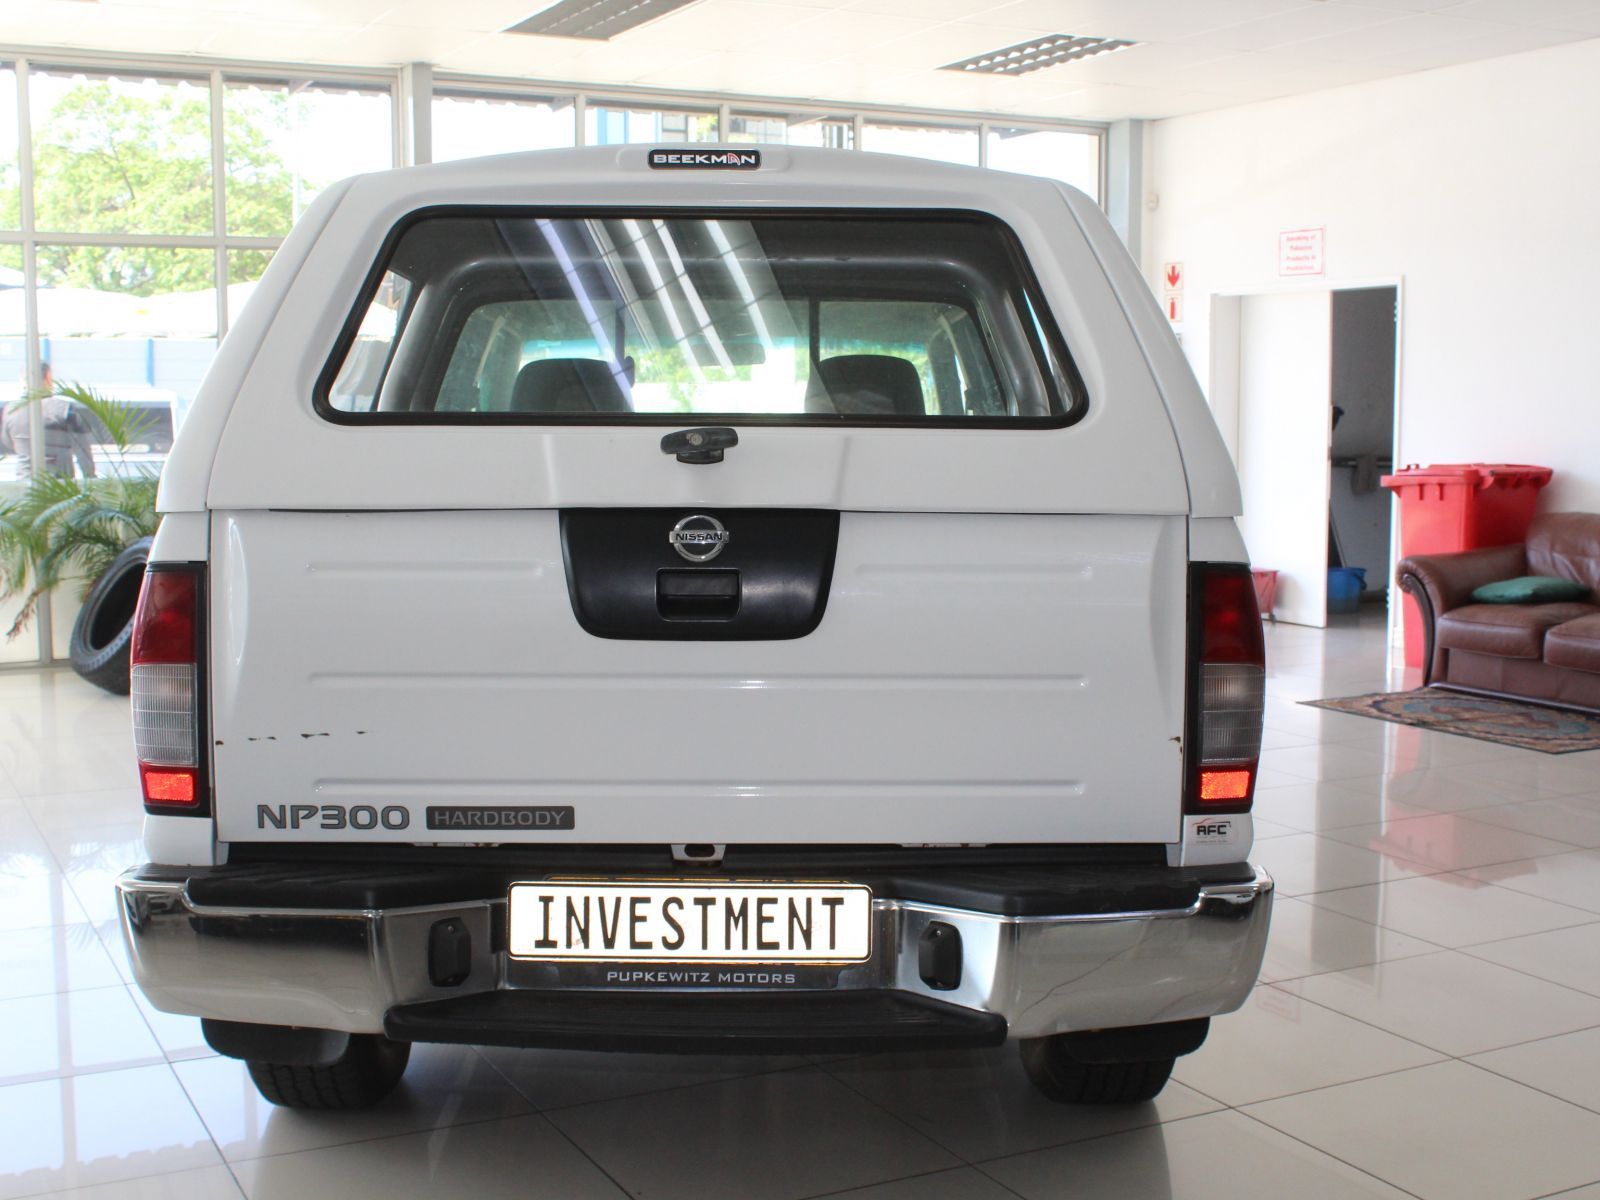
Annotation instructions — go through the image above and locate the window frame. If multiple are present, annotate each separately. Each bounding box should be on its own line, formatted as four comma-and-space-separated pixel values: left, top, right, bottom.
312, 205, 1090, 431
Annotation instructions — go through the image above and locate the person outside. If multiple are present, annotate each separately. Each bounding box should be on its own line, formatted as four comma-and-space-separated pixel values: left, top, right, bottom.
0, 364, 99, 480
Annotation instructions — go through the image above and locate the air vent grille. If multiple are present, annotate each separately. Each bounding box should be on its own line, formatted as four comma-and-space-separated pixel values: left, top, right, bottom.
942, 34, 1137, 76
507, 0, 703, 41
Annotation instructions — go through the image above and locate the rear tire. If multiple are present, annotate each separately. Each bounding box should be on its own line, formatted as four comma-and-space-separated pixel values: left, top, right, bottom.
1021, 1037, 1175, 1104
246, 1035, 411, 1110
68, 537, 152, 695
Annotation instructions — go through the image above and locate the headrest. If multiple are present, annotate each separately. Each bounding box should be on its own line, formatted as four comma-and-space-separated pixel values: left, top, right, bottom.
510, 358, 632, 413
810, 355, 925, 418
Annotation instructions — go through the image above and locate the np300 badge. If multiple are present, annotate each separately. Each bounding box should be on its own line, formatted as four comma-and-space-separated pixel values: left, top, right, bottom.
669, 514, 730, 562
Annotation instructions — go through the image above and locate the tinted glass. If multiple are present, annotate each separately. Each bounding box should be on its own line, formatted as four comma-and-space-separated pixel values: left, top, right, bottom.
322, 212, 1080, 424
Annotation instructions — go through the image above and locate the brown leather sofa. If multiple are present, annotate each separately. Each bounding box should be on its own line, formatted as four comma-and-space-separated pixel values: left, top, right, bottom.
1397, 512, 1600, 711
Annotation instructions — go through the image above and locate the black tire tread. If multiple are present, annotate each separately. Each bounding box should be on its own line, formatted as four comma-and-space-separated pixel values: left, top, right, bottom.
1021, 1038, 1175, 1104
68, 536, 152, 695
246, 1036, 410, 1110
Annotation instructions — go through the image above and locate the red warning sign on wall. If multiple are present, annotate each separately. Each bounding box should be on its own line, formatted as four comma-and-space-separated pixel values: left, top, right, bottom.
1166, 294, 1183, 322
1163, 262, 1183, 292
1278, 228, 1325, 277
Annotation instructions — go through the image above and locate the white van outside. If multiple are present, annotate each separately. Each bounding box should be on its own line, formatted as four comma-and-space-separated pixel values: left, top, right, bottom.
118, 144, 1271, 1110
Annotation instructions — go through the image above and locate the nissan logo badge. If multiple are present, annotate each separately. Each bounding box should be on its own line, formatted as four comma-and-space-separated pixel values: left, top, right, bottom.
669, 514, 730, 562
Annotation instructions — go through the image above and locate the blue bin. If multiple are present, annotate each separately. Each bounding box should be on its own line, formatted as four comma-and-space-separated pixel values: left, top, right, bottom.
1327, 567, 1367, 614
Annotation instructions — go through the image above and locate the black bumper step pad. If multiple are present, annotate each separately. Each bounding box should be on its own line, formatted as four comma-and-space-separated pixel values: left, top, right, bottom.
384, 989, 1007, 1055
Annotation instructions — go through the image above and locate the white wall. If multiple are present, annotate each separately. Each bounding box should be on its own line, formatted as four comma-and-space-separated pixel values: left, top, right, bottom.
1144, 38, 1600, 514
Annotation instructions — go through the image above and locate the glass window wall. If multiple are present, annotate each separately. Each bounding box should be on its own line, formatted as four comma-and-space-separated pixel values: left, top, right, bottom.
729, 112, 853, 149
0, 65, 17, 230
224, 78, 394, 237
0, 55, 1104, 667
985, 127, 1100, 201
226, 247, 273, 328
585, 105, 718, 145
29, 69, 213, 236
0, 61, 398, 665
36, 244, 217, 461
860, 120, 979, 166
432, 90, 575, 162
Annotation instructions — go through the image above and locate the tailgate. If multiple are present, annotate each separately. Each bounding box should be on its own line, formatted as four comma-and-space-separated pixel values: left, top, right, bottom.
210, 509, 1186, 846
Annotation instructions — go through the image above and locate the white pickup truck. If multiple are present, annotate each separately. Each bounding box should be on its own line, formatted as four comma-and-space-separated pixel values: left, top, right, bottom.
118, 144, 1271, 1110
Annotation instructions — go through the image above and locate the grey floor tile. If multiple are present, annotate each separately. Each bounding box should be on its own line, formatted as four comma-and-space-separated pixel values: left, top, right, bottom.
1245, 1060, 1600, 1200
1321, 809, 1579, 871
1466, 851, 1600, 914
1464, 921, 1600, 996
0, 1063, 221, 1200
231, 1113, 625, 1200
545, 1066, 957, 1200
0, 922, 123, 1000
822, 1167, 1020, 1200
1305, 871, 1599, 947
1466, 794, 1600, 849
824, 1043, 1220, 1162
0, 985, 165, 1085
175, 1043, 533, 1162
18, 1164, 245, 1198
980, 1109, 1410, 1199
1171, 985, 1442, 1106
1249, 832, 1432, 897
1283, 950, 1600, 1056
479, 1044, 811, 1110
1468, 1027, 1600, 1114
1257, 895, 1440, 982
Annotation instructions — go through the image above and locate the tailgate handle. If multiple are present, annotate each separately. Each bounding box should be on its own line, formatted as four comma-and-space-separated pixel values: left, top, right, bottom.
657, 569, 741, 621
661, 426, 738, 465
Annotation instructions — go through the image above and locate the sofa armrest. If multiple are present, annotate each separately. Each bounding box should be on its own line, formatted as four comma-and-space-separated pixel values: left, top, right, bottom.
1396, 543, 1528, 683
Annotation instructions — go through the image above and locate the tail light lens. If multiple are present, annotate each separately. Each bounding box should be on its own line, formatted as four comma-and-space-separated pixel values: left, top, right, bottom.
131, 565, 207, 815
1185, 563, 1265, 814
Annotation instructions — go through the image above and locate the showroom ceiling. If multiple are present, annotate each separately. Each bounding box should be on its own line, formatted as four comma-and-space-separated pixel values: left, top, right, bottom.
7, 0, 1600, 120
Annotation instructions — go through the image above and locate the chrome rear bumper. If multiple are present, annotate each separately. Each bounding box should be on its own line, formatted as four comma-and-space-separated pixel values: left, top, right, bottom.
118, 865, 1272, 1043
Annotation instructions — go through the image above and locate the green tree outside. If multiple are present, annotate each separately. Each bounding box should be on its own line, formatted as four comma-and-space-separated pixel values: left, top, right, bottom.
0, 79, 296, 296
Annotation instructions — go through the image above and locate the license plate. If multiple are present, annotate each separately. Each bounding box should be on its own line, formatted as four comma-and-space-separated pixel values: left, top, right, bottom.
507, 881, 872, 963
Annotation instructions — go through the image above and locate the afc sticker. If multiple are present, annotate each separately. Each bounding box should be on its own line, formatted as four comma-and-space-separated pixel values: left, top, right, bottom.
1190, 818, 1236, 842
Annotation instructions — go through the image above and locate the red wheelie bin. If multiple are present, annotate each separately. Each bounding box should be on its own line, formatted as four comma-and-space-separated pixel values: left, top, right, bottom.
1381, 463, 1553, 667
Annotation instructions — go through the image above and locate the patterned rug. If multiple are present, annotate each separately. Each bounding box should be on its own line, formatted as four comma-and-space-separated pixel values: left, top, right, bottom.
1305, 688, 1600, 754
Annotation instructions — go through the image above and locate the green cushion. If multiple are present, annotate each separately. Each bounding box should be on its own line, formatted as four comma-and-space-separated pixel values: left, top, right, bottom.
1471, 575, 1591, 604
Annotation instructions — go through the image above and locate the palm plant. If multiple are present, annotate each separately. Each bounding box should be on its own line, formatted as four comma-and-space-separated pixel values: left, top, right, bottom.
0, 383, 160, 640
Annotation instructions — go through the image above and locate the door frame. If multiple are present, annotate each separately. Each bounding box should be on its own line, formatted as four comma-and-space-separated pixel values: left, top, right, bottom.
1209, 276, 1405, 654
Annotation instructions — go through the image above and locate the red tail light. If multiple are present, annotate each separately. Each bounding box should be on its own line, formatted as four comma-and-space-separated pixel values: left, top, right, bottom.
1185, 563, 1265, 814
130, 565, 207, 815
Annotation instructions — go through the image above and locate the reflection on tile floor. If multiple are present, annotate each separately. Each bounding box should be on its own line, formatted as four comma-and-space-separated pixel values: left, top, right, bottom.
1, 612, 1599, 1199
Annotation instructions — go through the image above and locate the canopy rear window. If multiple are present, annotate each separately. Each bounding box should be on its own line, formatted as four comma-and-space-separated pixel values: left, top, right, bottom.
318, 210, 1085, 426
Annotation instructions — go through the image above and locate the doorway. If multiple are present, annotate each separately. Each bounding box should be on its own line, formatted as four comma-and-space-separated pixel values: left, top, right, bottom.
1210, 283, 1400, 629
1329, 287, 1398, 618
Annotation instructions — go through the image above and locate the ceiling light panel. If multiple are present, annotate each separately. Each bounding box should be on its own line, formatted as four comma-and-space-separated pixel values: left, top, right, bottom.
507, 0, 703, 41
942, 34, 1138, 77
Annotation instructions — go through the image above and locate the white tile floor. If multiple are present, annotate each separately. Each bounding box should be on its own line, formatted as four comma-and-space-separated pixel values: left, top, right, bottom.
2, 610, 1600, 1199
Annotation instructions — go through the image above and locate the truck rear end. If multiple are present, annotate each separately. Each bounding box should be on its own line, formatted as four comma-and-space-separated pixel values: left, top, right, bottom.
119, 145, 1270, 1108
